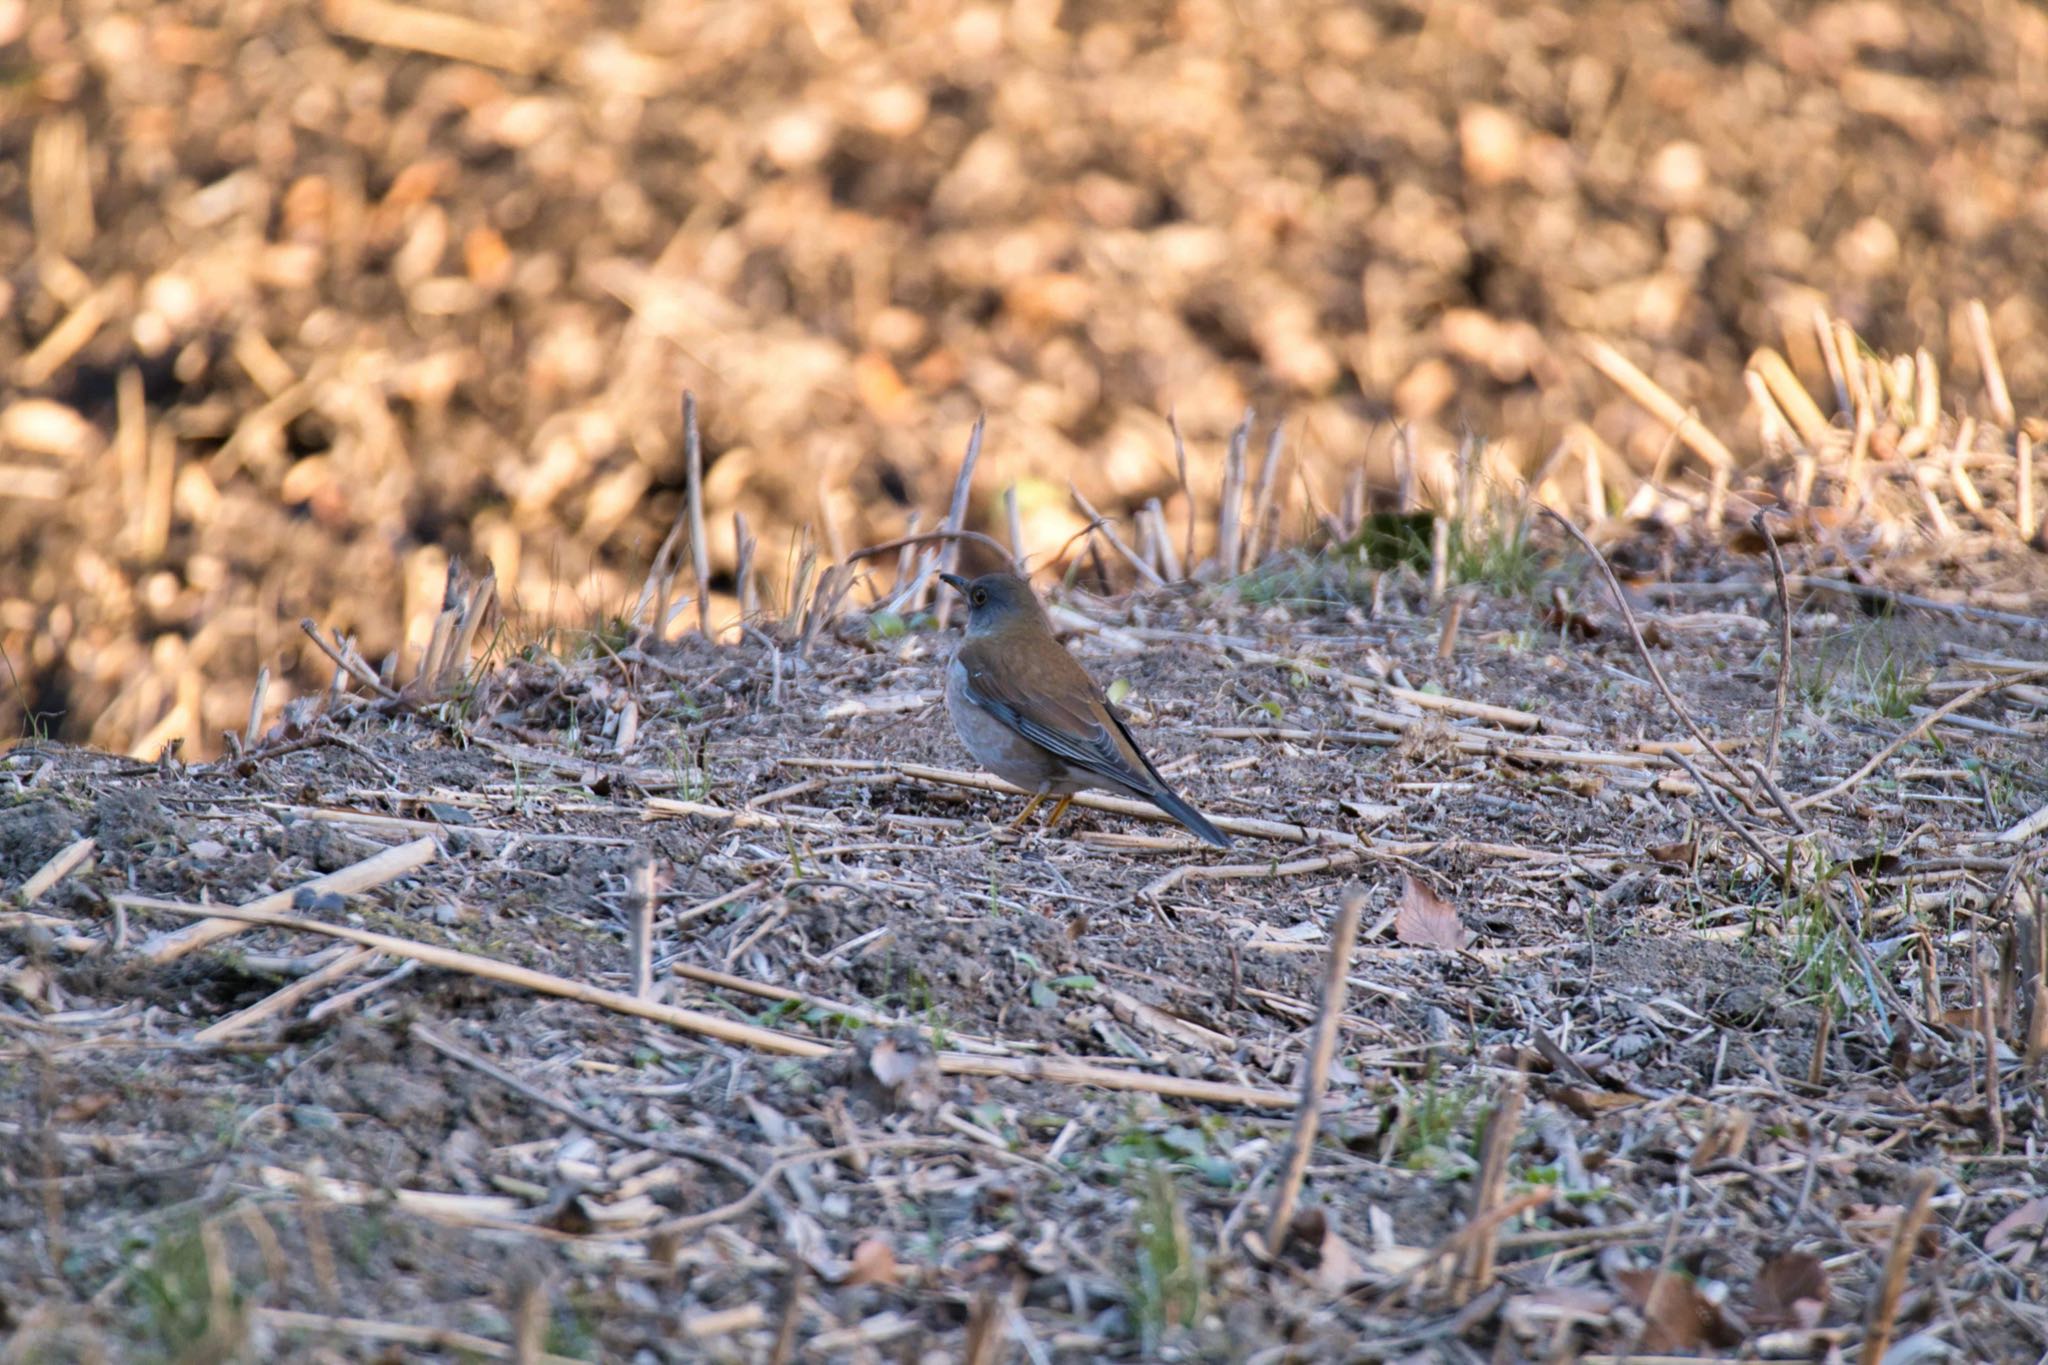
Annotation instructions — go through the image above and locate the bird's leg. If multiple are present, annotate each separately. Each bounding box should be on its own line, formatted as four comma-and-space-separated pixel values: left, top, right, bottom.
1005, 793, 1047, 831
1042, 795, 1074, 831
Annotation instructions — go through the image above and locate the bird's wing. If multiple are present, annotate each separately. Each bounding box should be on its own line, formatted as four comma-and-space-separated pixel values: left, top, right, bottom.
953, 638, 1161, 796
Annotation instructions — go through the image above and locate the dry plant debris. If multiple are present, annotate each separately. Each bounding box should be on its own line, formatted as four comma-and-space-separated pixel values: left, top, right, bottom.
4, 0, 2048, 1357
4, 494, 2048, 1357
4, 0, 2048, 758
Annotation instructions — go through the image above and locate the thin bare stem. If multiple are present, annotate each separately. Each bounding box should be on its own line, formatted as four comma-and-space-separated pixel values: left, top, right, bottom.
684, 391, 710, 639
1168, 410, 1196, 573
1539, 505, 1757, 800
934, 413, 987, 630
1860, 1169, 1939, 1365
1071, 485, 1166, 588
1242, 420, 1287, 571
1965, 299, 2016, 428
1752, 511, 1792, 779
1261, 887, 1364, 1256
1217, 409, 1252, 575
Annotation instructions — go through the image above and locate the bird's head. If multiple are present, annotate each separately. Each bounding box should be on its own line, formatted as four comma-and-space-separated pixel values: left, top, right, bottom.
939, 571, 1045, 638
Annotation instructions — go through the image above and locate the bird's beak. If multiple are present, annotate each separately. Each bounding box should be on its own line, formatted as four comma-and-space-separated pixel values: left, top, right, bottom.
939, 572, 970, 595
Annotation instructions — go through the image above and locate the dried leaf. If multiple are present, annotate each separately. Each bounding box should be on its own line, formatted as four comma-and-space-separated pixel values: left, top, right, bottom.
1750, 1250, 1829, 1330
1646, 840, 1695, 865
1273, 1207, 1365, 1294
859, 1031, 940, 1113
1502, 1286, 1618, 1339
1540, 600, 1601, 639
1550, 1084, 1646, 1118
1312, 1217, 1364, 1295
1395, 874, 1469, 951
4, 966, 49, 1006
1841, 1203, 1940, 1256
1986, 1196, 2048, 1265
53, 1093, 117, 1123
1613, 1268, 1740, 1351
844, 1236, 900, 1287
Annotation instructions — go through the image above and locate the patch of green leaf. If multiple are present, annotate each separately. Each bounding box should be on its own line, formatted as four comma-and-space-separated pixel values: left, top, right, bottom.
1125, 1164, 1202, 1354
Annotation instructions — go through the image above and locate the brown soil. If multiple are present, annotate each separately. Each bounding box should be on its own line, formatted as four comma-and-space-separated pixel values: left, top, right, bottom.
3, 571, 2045, 1361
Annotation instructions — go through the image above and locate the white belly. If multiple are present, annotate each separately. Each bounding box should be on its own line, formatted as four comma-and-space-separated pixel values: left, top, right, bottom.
946, 658, 1075, 791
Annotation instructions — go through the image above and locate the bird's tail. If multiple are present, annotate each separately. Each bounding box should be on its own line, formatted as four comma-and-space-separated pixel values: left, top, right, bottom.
1148, 784, 1232, 848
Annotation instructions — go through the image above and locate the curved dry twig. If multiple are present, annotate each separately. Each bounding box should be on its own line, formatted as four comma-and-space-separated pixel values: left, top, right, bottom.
1793, 666, 2048, 812
1540, 505, 1765, 814
409, 1022, 785, 1220
1751, 509, 1793, 778
844, 529, 1020, 574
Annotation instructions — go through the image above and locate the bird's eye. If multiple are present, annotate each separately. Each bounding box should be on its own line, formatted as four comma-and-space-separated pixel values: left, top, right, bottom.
971, 590, 986, 606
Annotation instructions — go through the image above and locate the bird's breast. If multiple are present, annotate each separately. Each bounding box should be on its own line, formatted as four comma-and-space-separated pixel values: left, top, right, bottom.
946, 658, 1065, 787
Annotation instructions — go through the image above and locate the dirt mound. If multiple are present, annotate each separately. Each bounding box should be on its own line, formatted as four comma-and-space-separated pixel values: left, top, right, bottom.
4, 1, 2046, 753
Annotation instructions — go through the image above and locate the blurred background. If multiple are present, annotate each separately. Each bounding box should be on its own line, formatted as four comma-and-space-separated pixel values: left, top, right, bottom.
0, 0, 2042, 755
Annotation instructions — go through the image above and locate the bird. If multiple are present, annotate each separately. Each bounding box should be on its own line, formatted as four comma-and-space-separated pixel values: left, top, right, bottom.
937, 570, 1232, 847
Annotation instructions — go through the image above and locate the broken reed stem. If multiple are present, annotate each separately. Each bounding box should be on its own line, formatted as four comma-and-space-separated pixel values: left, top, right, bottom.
1662, 750, 1776, 866
1977, 966, 2003, 1154
671, 962, 1015, 1056
684, 391, 710, 639
1071, 485, 1166, 588
1578, 335, 1735, 472
18, 836, 96, 906
1457, 1078, 1527, 1298
1745, 368, 1789, 455
251, 1307, 580, 1365
734, 512, 758, 621
1747, 348, 1831, 449
1146, 498, 1182, 581
1578, 426, 1606, 523
1217, 409, 1252, 575
1435, 592, 1467, 660
1837, 319, 1875, 427
301, 619, 401, 701
768, 1264, 808, 1365
245, 667, 270, 746
1860, 1169, 1939, 1365
1811, 307, 1852, 418
1807, 1001, 1831, 1088
843, 528, 1019, 575
1222, 642, 1578, 733
1369, 1189, 1555, 1310
322, 0, 548, 73
1752, 512, 1792, 780
933, 413, 987, 631
121, 892, 835, 1056
2019, 433, 2036, 542
1428, 512, 1450, 604
194, 947, 378, 1043
446, 565, 495, 688
637, 439, 695, 637
138, 835, 437, 964
631, 853, 656, 1000
1965, 299, 2016, 428
1242, 421, 1287, 571
118, 885, 1298, 1106
938, 1052, 1292, 1109
1003, 484, 1025, 565
1261, 888, 1364, 1257
1168, 410, 1197, 574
